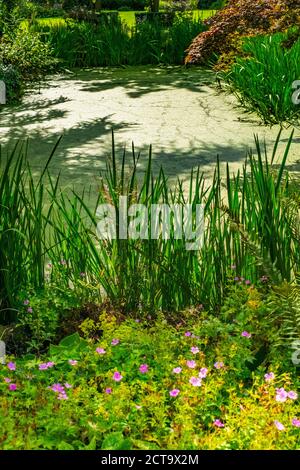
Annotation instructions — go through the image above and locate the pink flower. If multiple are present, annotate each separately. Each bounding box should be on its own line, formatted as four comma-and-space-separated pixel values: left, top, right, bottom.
287, 391, 298, 400
113, 371, 123, 382
275, 388, 288, 402
214, 361, 224, 369
169, 389, 180, 397
213, 419, 224, 428
245, 280, 251, 285
135, 319, 140, 323
172, 367, 182, 374
27, 307, 33, 313
111, 338, 120, 346
185, 332, 192, 337
186, 360, 196, 369
4, 378, 11, 383
139, 364, 149, 374
23, 299, 30, 305
191, 346, 199, 354
8, 384, 17, 391
292, 418, 300, 427
7, 362, 16, 371
64, 383, 72, 389
57, 392, 68, 400
241, 331, 251, 338
96, 347, 106, 355
51, 383, 65, 393
135, 405, 142, 410
68, 359, 78, 366
274, 420, 285, 431
189, 376, 202, 387
38, 361, 54, 370
105, 387, 112, 394
264, 372, 275, 382
199, 367, 208, 379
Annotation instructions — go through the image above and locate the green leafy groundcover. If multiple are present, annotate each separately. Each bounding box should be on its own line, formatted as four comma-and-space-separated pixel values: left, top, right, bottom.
1, 304, 299, 450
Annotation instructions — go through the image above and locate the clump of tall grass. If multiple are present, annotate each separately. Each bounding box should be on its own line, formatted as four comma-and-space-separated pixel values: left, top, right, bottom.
1, 131, 298, 319
222, 32, 300, 124
0, 139, 61, 321
29, 13, 206, 66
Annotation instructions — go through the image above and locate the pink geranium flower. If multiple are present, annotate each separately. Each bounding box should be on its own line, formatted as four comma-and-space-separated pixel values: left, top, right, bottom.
4, 378, 11, 383
172, 367, 182, 374
68, 359, 78, 366
8, 384, 17, 391
186, 360, 196, 369
213, 419, 224, 428
191, 346, 199, 354
139, 364, 149, 374
7, 362, 16, 371
113, 371, 123, 382
274, 420, 285, 431
287, 391, 298, 400
199, 367, 208, 379
275, 388, 288, 402
264, 372, 275, 382
214, 361, 224, 369
189, 376, 202, 387
111, 338, 120, 346
292, 418, 300, 427
57, 392, 68, 400
51, 383, 65, 393
169, 389, 180, 397
105, 388, 112, 394
96, 347, 106, 355
184, 332, 192, 337
241, 331, 251, 338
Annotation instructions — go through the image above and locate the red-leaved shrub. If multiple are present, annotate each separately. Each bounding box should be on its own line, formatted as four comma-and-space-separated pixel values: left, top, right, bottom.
185, 0, 300, 67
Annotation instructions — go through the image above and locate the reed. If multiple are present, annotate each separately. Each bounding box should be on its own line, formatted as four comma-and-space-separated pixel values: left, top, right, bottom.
1, 131, 297, 319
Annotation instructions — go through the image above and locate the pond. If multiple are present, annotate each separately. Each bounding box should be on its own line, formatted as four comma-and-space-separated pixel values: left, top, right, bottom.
0, 66, 299, 196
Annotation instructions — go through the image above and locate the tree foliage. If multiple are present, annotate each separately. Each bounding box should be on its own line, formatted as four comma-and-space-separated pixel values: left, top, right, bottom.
185, 0, 300, 66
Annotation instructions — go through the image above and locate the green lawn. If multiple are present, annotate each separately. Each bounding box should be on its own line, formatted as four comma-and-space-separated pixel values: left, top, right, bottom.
119, 9, 216, 27
31, 10, 216, 29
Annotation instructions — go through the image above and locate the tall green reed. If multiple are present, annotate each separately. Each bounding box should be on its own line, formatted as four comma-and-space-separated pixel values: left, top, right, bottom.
46, 131, 298, 313
1, 131, 298, 318
0, 139, 61, 321
222, 32, 300, 124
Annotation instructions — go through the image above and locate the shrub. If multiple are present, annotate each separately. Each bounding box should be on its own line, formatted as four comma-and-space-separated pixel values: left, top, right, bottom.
0, 30, 58, 79
0, 63, 22, 102
185, 0, 300, 66
0, 314, 299, 449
